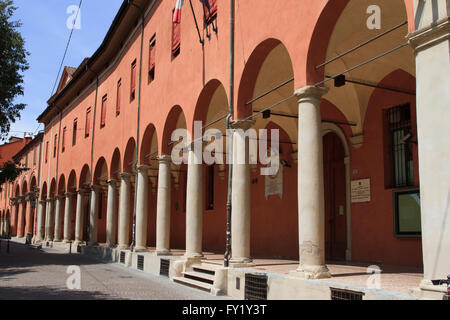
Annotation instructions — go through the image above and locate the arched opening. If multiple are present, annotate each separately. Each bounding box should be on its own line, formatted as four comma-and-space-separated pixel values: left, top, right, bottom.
110, 148, 121, 244
123, 138, 136, 246
237, 39, 297, 259
93, 157, 108, 243
79, 164, 91, 242
140, 124, 159, 248
192, 80, 229, 253
306, 0, 420, 267
67, 170, 77, 241
18, 180, 28, 237
162, 105, 187, 251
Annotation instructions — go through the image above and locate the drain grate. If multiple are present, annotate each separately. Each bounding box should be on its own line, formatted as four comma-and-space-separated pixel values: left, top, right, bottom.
137, 255, 144, 271
330, 288, 365, 300
160, 259, 170, 277
120, 251, 126, 264
245, 273, 268, 300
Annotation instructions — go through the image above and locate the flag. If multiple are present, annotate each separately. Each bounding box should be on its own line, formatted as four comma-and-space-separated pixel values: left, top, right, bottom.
199, 0, 211, 10
173, 0, 184, 24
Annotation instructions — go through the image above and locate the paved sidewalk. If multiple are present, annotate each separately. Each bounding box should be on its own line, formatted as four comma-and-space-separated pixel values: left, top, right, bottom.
0, 240, 227, 300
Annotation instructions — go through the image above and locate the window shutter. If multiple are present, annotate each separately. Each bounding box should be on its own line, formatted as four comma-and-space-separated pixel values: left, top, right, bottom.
85, 108, 91, 137
116, 79, 121, 114
62, 127, 66, 150
172, 21, 181, 54
149, 40, 156, 72
131, 61, 136, 98
45, 141, 49, 162
101, 95, 107, 127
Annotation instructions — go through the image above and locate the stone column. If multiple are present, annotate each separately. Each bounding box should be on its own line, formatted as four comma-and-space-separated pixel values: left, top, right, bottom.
106, 179, 118, 247
230, 120, 255, 265
117, 173, 131, 250
63, 192, 75, 242
53, 195, 64, 242
291, 85, 330, 279
407, 4, 450, 290
0, 217, 3, 237
88, 185, 100, 246
135, 165, 150, 252
74, 189, 86, 245
185, 143, 203, 258
36, 200, 46, 242
45, 198, 55, 241
156, 155, 171, 255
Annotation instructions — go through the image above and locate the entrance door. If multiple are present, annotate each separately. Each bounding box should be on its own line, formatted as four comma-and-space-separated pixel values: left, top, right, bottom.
323, 133, 347, 261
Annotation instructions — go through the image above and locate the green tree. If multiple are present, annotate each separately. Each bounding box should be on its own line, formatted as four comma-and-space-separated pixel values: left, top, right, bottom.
0, 0, 29, 140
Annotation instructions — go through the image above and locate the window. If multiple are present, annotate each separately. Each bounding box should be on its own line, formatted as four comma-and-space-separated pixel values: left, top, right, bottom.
386, 104, 414, 188
130, 60, 136, 101
53, 134, 57, 157
206, 165, 214, 210
393, 188, 421, 237
116, 79, 121, 115
100, 95, 107, 128
172, 13, 181, 58
45, 141, 49, 163
203, 0, 217, 25
62, 127, 66, 152
73, 118, 78, 146
33, 147, 36, 165
149, 36, 156, 82
85, 108, 91, 137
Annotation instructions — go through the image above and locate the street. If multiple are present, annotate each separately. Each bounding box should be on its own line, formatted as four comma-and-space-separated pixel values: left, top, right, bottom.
0, 240, 226, 300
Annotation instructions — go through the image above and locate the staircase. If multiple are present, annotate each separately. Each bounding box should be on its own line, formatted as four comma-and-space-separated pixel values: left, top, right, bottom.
173, 263, 218, 293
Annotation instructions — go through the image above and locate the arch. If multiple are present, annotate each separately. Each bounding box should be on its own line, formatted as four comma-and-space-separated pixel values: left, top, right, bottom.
93, 157, 108, 185
192, 79, 229, 132
14, 183, 20, 197
110, 148, 122, 179
79, 164, 91, 189
21, 180, 28, 195
237, 38, 294, 120
306, 0, 414, 85
67, 170, 77, 192
30, 175, 37, 191
161, 105, 187, 155
58, 175, 66, 195
40, 182, 48, 200
140, 124, 158, 165
123, 138, 136, 173
49, 178, 56, 197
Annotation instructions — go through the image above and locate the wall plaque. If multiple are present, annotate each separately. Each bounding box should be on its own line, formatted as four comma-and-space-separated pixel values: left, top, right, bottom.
351, 178, 371, 203
265, 163, 283, 200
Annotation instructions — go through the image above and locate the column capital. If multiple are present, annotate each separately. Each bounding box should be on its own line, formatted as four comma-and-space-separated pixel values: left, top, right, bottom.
64, 191, 76, 198
157, 155, 171, 163
76, 189, 87, 196
407, 18, 450, 53
39, 200, 46, 205
120, 172, 132, 181
136, 164, 151, 173
90, 184, 101, 192
107, 179, 119, 185
45, 197, 54, 203
295, 85, 329, 103
55, 194, 65, 201
230, 120, 255, 131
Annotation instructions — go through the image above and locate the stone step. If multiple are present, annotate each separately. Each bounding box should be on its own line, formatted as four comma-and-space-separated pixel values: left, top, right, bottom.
183, 271, 215, 284
193, 264, 218, 276
173, 276, 213, 293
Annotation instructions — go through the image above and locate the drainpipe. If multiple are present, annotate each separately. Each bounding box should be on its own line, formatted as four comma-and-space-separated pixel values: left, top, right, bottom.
128, 0, 145, 252
224, 0, 235, 268
86, 64, 99, 243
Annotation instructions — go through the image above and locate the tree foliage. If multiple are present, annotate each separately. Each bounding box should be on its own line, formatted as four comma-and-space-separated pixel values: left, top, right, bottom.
0, 0, 29, 140
0, 161, 28, 191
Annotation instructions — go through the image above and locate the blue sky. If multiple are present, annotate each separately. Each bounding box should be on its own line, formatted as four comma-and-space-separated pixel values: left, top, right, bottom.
7, 0, 123, 141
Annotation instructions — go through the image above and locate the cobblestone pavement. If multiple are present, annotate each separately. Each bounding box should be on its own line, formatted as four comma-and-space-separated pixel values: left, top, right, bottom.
0, 240, 228, 300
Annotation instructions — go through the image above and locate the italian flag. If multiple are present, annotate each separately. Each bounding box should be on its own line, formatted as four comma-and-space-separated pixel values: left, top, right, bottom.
173, 0, 184, 24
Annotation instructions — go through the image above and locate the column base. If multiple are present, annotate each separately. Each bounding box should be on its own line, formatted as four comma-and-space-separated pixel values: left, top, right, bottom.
289, 264, 331, 280
230, 257, 254, 268
63, 239, 71, 243
184, 252, 204, 259
116, 244, 129, 250
54, 239, 62, 243
72, 240, 84, 246
134, 246, 148, 252
155, 249, 172, 256
106, 242, 116, 248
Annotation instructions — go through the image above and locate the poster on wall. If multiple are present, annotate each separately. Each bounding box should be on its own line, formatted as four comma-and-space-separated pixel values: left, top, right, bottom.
265, 163, 283, 200
351, 178, 371, 203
